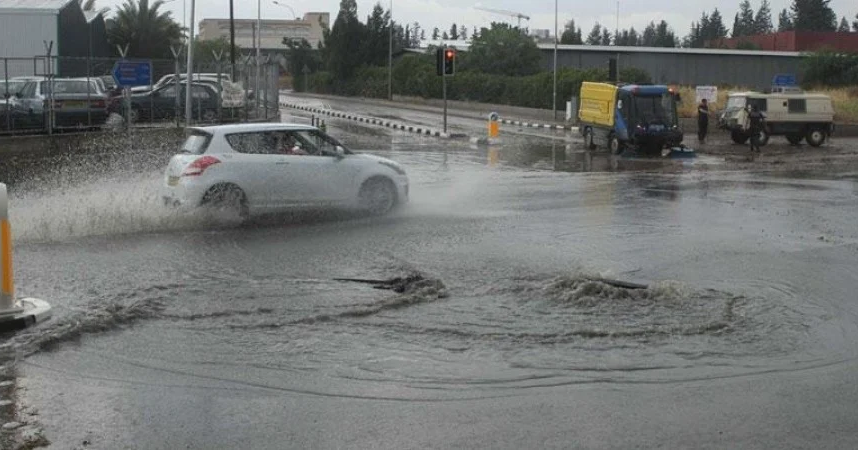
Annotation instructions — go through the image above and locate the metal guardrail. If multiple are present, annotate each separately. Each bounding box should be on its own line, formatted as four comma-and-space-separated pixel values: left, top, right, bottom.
2, 55, 281, 136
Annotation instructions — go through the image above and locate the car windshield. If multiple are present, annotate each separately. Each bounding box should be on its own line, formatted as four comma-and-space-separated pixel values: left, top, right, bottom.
181, 131, 212, 154
631, 93, 677, 126
726, 96, 747, 109
2, 81, 26, 96
41, 80, 99, 94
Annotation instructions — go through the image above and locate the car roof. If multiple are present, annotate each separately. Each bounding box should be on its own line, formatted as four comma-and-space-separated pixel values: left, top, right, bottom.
191, 123, 318, 135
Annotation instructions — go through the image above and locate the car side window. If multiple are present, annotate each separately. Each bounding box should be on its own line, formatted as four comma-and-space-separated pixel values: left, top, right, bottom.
788, 99, 806, 113
294, 130, 342, 156
160, 85, 177, 98
226, 132, 280, 155
191, 85, 211, 100
747, 98, 767, 112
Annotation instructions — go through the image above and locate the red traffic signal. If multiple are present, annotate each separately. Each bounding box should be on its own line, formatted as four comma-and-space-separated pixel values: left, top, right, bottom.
436, 47, 456, 76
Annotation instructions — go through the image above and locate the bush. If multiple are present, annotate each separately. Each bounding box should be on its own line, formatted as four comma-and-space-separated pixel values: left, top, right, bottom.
305, 53, 654, 111
802, 51, 858, 87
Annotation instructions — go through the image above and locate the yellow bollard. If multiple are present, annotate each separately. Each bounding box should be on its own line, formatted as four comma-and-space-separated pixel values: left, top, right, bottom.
0, 183, 12, 310
488, 112, 500, 138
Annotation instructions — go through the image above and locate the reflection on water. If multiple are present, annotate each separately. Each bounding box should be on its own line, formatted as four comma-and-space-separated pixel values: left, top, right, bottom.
479, 141, 700, 174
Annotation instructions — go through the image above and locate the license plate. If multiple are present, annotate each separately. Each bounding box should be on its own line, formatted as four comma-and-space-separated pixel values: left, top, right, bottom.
63, 101, 87, 109
168, 176, 180, 186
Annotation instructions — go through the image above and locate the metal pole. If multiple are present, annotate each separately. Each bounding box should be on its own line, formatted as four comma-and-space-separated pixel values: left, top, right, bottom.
185, 0, 196, 125
229, 0, 236, 80
44, 41, 53, 135
552, 0, 557, 121
256, 0, 261, 114
387, 0, 393, 100
4, 59, 9, 132
442, 46, 447, 134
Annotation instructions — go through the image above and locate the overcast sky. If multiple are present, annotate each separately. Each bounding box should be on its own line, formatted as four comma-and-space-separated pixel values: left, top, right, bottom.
97, 0, 857, 38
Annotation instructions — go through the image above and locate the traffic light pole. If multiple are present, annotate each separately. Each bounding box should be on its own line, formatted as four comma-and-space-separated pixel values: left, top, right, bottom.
443, 72, 447, 134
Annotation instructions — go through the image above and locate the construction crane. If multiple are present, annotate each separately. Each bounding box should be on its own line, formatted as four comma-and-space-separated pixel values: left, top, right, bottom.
473, 6, 531, 28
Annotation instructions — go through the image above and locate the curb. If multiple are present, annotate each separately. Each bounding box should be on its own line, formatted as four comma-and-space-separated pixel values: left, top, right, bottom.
280, 102, 451, 138
499, 118, 578, 132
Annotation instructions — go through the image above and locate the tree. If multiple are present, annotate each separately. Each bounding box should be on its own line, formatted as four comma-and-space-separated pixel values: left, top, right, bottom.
791, 0, 837, 32
707, 9, 728, 39
193, 36, 239, 65
839, 17, 851, 32
615, 27, 640, 46
460, 26, 468, 41
586, 23, 602, 45
450, 23, 458, 40
754, 0, 773, 34
431, 27, 439, 40
732, 1, 755, 37
560, 19, 583, 44
466, 22, 541, 76
324, 0, 366, 80
601, 27, 612, 45
285, 38, 320, 90
642, 22, 657, 46
778, 8, 794, 31
441, 31, 449, 40
654, 20, 678, 47
107, 0, 183, 59
854, 13, 858, 31
363, 3, 390, 66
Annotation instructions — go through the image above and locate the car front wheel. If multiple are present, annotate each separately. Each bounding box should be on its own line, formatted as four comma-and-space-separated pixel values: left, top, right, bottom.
359, 177, 397, 216
806, 128, 826, 147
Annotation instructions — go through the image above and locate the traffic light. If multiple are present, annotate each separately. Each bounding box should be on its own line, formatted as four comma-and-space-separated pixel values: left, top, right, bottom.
436, 47, 456, 76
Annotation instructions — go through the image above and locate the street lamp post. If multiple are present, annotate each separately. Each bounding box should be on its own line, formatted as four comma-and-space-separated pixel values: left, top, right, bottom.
256, 0, 262, 112
552, 0, 558, 121
388, 0, 393, 100
185, 0, 195, 125
272, 1, 297, 19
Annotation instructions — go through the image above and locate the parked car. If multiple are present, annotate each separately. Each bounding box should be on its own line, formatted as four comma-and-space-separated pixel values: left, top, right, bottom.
111, 81, 221, 123
13, 78, 109, 130
718, 91, 835, 147
131, 73, 234, 94
161, 123, 409, 219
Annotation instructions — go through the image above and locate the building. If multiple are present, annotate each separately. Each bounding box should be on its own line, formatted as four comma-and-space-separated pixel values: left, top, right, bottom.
198, 13, 330, 50
0, 0, 108, 78
708, 31, 858, 53
539, 44, 804, 89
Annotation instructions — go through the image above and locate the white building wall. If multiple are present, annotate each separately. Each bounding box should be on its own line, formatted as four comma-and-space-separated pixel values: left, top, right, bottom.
0, 11, 58, 78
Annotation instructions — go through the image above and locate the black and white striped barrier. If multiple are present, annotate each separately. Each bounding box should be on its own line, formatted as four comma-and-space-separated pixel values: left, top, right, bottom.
499, 118, 579, 132
281, 102, 451, 138
0, 183, 52, 333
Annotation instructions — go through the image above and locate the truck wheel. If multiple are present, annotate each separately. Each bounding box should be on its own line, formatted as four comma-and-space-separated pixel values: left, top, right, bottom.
786, 134, 803, 145
585, 128, 597, 150
731, 130, 749, 144
806, 128, 826, 147
608, 134, 623, 155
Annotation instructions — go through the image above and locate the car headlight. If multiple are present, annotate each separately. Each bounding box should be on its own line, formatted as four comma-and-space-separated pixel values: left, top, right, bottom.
379, 160, 406, 176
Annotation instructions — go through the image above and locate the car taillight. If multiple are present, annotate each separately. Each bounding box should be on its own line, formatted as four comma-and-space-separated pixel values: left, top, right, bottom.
92, 99, 106, 108
181, 156, 221, 176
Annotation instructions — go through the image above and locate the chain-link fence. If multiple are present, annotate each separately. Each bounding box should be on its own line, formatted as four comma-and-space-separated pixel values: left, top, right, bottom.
1, 55, 280, 136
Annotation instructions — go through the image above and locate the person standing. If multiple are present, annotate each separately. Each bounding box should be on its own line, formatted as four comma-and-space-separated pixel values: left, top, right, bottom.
748, 105, 766, 153
697, 98, 710, 144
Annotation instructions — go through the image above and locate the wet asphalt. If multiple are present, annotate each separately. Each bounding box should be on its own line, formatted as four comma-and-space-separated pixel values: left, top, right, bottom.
2, 100, 858, 449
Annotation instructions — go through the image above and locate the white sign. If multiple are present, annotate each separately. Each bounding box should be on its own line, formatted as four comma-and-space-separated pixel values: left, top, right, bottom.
696, 86, 718, 104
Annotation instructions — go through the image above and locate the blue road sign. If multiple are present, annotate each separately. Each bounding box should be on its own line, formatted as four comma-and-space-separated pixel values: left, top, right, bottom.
112, 60, 152, 87
772, 73, 797, 87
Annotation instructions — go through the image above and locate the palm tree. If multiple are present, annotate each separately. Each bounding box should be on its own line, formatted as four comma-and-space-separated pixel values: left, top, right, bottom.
107, 0, 183, 59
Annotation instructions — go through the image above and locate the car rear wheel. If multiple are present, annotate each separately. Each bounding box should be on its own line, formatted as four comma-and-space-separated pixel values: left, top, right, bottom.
608, 134, 623, 155
786, 134, 803, 145
201, 184, 249, 221
359, 177, 397, 216
731, 130, 749, 144
806, 128, 826, 147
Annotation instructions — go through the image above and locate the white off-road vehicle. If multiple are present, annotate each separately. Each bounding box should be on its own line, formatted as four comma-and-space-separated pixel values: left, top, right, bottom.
718, 91, 835, 147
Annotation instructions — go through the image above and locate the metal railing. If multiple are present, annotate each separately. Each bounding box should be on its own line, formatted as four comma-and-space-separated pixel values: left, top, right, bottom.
2, 55, 281, 136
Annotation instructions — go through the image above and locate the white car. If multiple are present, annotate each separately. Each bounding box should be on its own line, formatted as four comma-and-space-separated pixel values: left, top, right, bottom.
161, 123, 409, 219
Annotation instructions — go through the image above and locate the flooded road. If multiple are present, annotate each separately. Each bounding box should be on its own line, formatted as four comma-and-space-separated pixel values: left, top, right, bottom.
3, 109, 858, 448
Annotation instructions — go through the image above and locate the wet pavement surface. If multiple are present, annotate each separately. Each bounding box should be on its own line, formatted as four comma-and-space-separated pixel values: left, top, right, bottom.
2, 101, 858, 448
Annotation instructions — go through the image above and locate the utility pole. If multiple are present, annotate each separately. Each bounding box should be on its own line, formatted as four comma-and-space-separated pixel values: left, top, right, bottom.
185, 0, 196, 125
387, 0, 393, 100
256, 0, 262, 113
230, 0, 236, 80
552, 0, 558, 121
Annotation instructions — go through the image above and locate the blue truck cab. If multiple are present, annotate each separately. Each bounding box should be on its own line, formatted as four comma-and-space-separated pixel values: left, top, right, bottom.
579, 82, 684, 154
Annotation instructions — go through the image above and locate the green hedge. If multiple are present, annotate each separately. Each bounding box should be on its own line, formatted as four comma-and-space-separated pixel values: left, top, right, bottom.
802, 52, 858, 87
302, 55, 653, 111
